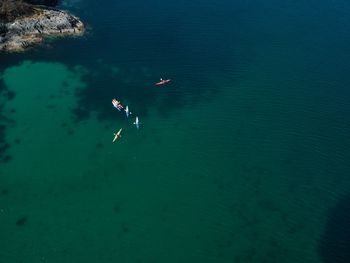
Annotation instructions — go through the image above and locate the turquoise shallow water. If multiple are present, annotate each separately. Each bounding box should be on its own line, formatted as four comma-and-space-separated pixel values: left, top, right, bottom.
1, 0, 350, 262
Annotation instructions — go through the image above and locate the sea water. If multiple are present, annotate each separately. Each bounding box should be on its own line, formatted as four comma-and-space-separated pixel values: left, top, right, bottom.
1, 0, 350, 262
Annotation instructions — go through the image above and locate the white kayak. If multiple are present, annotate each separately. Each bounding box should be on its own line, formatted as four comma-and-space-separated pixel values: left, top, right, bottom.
133, 116, 140, 129
112, 128, 123, 143
125, 105, 131, 118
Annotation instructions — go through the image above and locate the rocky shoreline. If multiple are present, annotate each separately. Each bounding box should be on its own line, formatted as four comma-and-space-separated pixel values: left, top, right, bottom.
0, 7, 84, 52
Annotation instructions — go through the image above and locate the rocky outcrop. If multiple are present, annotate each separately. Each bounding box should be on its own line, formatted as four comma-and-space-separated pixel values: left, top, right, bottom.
0, 7, 84, 52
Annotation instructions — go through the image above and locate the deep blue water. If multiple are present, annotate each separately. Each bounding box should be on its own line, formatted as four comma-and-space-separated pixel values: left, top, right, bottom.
1, 0, 350, 262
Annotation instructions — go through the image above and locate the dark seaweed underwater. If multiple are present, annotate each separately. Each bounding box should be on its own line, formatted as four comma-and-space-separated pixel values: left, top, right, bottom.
1, 0, 350, 262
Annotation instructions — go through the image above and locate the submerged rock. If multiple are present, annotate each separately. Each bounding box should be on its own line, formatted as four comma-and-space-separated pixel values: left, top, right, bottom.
0, 7, 84, 52
24, 0, 58, 6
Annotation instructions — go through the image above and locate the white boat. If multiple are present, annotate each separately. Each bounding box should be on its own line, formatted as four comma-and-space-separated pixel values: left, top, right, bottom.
112, 98, 123, 111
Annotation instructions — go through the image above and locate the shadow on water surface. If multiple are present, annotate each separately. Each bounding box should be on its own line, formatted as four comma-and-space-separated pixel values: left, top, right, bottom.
319, 193, 350, 263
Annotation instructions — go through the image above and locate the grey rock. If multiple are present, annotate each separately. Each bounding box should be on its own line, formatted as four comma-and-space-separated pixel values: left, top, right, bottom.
0, 7, 84, 52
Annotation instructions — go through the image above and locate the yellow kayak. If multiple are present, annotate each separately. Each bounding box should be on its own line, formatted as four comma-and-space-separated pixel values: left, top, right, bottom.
112, 128, 122, 143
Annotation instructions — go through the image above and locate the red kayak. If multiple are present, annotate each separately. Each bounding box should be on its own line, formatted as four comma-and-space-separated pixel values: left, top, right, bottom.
155, 79, 171, 86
